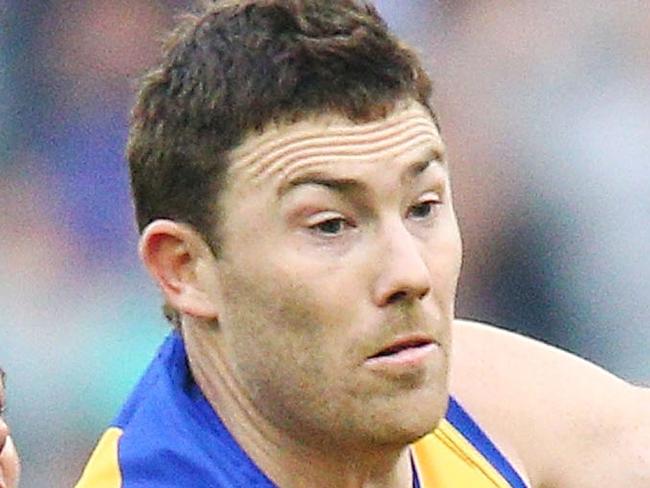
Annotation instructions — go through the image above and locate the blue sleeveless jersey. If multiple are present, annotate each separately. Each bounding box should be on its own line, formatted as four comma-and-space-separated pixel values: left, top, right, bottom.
76, 333, 528, 487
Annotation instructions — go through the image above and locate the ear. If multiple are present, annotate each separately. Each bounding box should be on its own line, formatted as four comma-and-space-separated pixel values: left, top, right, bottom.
139, 220, 220, 320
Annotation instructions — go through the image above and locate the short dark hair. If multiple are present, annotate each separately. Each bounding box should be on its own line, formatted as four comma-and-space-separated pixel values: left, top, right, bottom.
127, 0, 435, 325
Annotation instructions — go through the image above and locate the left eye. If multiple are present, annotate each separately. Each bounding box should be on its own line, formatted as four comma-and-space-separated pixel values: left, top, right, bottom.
408, 200, 439, 219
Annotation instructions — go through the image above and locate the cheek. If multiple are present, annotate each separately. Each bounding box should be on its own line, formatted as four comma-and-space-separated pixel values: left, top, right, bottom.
218, 266, 348, 429
219, 258, 338, 364
439, 211, 463, 273
444, 226, 463, 287
427, 218, 463, 310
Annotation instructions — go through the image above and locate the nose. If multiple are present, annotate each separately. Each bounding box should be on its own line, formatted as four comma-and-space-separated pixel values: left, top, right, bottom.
372, 219, 431, 307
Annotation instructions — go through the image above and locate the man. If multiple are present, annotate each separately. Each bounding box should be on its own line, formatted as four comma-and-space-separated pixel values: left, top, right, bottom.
76, 1, 649, 486
0, 369, 20, 488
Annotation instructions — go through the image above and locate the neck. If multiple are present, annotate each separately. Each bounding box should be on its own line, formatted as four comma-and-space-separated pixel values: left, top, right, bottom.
183, 324, 415, 488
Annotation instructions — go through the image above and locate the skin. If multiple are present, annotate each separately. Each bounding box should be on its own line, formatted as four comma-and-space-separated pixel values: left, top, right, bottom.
0, 371, 20, 488
451, 320, 650, 488
140, 99, 650, 487
141, 100, 462, 488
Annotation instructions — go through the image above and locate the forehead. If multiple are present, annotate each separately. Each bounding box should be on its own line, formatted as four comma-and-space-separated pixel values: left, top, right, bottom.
227, 100, 444, 187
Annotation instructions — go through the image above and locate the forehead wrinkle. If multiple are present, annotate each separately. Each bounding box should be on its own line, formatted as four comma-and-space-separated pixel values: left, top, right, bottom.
248, 123, 441, 187
251, 119, 439, 179
243, 115, 433, 167
229, 107, 440, 180
270, 131, 442, 191
231, 102, 433, 166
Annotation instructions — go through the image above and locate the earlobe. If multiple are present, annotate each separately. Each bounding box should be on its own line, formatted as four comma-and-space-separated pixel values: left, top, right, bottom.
139, 220, 220, 320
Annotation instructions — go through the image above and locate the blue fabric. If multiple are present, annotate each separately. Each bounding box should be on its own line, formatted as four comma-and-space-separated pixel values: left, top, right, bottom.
113, 332, 278, 488
445, 397, 527, 488
411, 453, 421, 488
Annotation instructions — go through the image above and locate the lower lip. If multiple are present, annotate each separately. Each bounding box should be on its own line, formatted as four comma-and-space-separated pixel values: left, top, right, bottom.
364, 343, 438, 372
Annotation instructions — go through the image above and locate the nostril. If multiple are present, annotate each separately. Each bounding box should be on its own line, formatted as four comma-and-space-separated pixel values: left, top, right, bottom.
385, 287, 430, 305
386, 291, 407, 304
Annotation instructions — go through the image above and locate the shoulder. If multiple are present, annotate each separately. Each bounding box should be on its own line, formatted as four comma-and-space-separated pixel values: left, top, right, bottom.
79, 333, 276, 487
450, 319, 650, 488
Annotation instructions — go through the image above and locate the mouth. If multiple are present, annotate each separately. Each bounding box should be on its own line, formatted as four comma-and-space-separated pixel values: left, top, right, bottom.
368, 336, 434, 359
364, 334, 439, 371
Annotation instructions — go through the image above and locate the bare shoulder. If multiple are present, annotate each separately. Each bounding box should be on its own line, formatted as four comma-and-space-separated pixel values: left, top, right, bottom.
450, 319, 650, 488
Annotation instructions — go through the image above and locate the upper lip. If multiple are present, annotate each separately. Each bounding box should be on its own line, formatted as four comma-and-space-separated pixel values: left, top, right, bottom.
367, 333, 436, 359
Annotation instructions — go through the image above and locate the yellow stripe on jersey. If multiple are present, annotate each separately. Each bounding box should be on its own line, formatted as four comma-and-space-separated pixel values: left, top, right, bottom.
412, 419, 515, 488
75, 427, 123, 488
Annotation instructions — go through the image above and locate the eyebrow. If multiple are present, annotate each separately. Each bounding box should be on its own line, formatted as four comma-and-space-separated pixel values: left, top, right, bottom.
279, 149, 445, 197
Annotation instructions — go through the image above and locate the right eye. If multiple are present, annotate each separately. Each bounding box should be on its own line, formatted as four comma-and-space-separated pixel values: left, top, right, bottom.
310, 217, 348, 236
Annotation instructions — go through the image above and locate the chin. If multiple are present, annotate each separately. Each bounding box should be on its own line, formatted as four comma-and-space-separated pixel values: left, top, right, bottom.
361, 418, 440, 451
361, 388, 449, 449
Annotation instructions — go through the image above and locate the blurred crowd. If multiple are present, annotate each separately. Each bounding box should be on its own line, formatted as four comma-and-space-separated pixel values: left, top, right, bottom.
1, 1, 649, 485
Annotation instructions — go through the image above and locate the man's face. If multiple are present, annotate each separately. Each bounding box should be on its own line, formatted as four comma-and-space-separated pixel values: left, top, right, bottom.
208, 100, 462, 452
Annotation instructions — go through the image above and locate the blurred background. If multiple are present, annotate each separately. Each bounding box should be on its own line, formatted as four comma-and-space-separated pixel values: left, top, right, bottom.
1, 0, 649, 485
